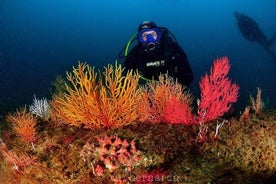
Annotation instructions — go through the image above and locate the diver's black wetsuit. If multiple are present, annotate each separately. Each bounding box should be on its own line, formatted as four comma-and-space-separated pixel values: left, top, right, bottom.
124, 33, 194, 87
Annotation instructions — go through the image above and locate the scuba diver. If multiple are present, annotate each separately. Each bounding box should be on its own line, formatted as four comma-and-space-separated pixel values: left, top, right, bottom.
234, 11, 276, 63
119, 21, 194, 86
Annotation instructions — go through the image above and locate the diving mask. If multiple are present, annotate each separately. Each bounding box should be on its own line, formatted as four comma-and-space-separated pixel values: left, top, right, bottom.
138, 28, 162, 45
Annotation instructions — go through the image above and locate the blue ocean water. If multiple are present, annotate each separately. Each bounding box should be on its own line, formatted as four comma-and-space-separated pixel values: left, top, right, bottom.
0, 0, 276, 113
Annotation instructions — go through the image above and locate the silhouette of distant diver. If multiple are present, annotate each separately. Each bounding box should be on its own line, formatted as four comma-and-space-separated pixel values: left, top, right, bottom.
234, 11, 276, 63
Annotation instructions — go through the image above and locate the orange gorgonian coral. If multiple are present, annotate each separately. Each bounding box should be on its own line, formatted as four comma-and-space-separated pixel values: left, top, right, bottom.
51, 61, 142, 129
6, 107, 37, 145
142, 74, 193, 123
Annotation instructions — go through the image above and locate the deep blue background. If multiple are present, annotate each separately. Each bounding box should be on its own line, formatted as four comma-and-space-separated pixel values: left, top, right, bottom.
0, 0, 276, 114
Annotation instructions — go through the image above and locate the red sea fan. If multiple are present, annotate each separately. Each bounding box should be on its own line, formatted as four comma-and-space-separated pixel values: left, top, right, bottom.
144, 74, 193, 123
164, 96, 193, 125
197, 57, 239, 124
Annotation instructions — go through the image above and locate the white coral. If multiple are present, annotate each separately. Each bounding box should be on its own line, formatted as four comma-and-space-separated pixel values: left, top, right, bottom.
29, 95, 50, 121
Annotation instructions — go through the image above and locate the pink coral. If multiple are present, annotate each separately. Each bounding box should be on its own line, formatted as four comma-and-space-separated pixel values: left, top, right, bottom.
80, 135, 141, 176
196, 57, 239, 124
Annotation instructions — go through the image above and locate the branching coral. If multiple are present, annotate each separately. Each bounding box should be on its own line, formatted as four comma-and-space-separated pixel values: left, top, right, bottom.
6, 107, 37, 147
1, 57, 275, 183
49, 74, 68, 96
197, 57, 239, 124
51, 61, 142, 129
141, 74, 193, 123
29, 95, 50, 121
164, 96, 193, 125
250, 87, 264, 115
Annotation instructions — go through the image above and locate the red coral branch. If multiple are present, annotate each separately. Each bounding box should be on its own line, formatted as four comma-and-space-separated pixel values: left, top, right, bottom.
196, 57, 239, 124
164, 96, 193, 125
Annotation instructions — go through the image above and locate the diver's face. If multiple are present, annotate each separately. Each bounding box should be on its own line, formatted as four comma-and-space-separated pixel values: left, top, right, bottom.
141, 30, 158, 42
138, 28, 162, 52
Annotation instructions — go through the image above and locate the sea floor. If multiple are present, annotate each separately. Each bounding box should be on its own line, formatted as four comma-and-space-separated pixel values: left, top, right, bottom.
0, 109, 275, 183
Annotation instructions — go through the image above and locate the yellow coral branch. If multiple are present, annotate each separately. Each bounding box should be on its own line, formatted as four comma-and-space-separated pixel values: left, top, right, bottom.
51, 61, 142, 129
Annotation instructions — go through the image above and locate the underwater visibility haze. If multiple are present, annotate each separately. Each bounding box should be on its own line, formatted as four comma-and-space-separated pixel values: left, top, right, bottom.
0, 0, 276, 112
0, 0, 276, 183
